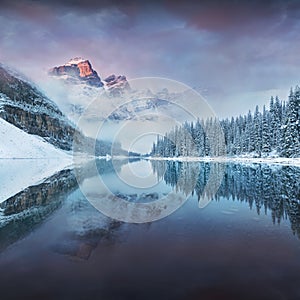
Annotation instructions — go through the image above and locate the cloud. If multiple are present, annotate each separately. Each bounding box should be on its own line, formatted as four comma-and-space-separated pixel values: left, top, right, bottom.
0, 0, 299, 117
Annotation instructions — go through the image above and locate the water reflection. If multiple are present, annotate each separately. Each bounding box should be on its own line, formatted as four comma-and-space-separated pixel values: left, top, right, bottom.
1, 159, 300, 300
0, 168, 78, 251
50, 192, 123, 260
151, 160, 300, 238
1, 159, 300, 259
0, 159, 127, 254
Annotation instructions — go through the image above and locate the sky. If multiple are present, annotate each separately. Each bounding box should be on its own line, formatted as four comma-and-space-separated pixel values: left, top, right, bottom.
0, 0, 300, 118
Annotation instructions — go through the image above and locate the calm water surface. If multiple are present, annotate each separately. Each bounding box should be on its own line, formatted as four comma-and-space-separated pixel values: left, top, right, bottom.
0, 159, 300, 300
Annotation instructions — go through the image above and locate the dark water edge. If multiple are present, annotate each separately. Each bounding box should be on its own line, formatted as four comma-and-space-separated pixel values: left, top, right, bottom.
0, 160, 299, 300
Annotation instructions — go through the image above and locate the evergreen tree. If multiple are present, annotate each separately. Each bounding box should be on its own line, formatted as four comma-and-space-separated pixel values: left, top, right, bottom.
253, 105, 262, 157
262, 105, 271, 154
281, 87, 300, 157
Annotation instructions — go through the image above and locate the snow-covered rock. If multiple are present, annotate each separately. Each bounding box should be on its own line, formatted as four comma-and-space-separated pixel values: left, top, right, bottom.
103, 74, 130, 96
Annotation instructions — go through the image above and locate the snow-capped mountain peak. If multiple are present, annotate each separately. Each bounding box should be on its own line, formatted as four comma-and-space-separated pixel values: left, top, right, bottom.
49, 58, 104, 87
65, 57, 86, 66
48, 58, 131, 94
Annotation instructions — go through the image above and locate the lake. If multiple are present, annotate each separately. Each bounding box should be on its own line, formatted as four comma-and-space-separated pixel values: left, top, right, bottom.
0, 159, 300, 300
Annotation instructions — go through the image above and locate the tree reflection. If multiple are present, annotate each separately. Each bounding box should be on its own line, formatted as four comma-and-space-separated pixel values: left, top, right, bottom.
151, 161, 300, 238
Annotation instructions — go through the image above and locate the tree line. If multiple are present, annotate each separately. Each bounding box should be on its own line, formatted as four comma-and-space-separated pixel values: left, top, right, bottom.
151, 86, 300, 158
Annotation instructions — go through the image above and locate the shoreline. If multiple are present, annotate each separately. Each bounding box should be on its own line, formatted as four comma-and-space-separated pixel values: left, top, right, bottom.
144, 156, 300, 167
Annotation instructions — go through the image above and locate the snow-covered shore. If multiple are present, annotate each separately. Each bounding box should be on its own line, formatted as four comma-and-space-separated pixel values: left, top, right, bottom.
145, 156, 300, 167
0, 118, 73, 203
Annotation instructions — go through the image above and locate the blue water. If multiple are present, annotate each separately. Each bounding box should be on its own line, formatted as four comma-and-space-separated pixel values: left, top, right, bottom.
0, 159, 299, 300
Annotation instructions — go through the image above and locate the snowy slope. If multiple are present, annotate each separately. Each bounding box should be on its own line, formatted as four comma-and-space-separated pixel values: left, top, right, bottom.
0, 118, 70, 159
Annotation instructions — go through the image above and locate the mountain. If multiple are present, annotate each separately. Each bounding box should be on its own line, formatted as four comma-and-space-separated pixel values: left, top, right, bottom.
45, 58, 205, 154
0, 64, 119, 156
47, 58, 132, 123
48, 57, 103, 88
45, 59, 184, 124
48, 57, 130, 93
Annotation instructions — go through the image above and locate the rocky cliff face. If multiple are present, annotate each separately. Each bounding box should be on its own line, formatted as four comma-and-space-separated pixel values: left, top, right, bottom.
49, 57, 103, 87
0, 65, 78, 150
48, 58, 130, 94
